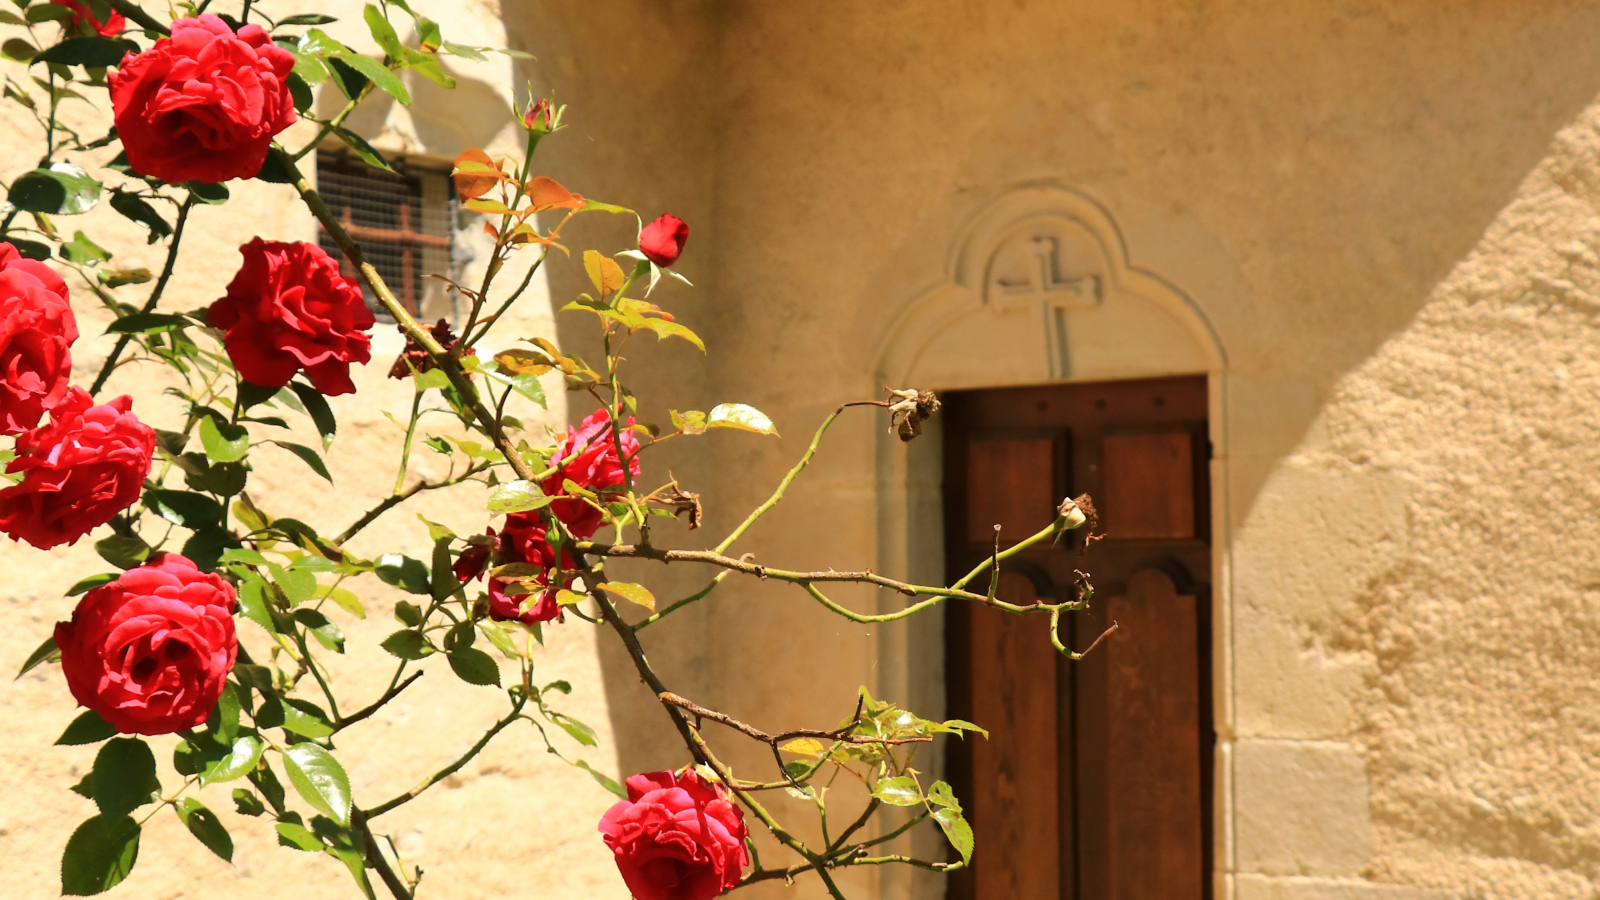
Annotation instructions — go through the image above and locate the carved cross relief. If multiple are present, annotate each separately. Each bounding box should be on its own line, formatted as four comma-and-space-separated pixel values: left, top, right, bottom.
982, 230, 1104, 380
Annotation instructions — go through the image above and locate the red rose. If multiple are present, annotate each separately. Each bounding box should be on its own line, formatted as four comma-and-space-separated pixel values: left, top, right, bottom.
0, 388, 154, 550
0, 242, 77, 435
459, 513, 570, 625
599, 769, 749, 900
51, 0, 125, 36
208, 239, 375, 396
542, 408, 641, 539
638, 214, 689, 268
55, 554, 238, 735
109, 15, 296, 184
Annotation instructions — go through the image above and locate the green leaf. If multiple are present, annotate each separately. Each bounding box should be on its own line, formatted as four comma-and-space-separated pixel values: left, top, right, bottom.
362, 4, 405, 59
485, 480, 555, 515
1, 38, 37, 62
188, 182, 230, 204
431, 537, 456, 602
393, 600, 422, 627
56, 710, 118, 746
66, 573, 117, 596
60, 815, 140, 896
932, 807, 974, 863
60, 230, 110, 266
446, 647, 500, 686
9, 163, 101, 215
380, 630, 429, 660
318, 584, 366, 618
288, 380, 337, 449
442, 619, 475, 651
278, 13, 339, 26
33, 36, 136, 68
5, 237, 51, 261
285, 69, 314, 112
870, 776, 922, 807
597, 581, 655, 612
98, 268, 152, 288
575, 760, 627, 797
25, 3, 75, 22
270, 563, 317, 605
333, 52, 410, 105
292, 609, 345, 652
333, 125, 393, 172
552, 713, 598, 747
232, 788, 266, 817
706, 403, 778, 435
273, 440, 333, 483
108, 191, 171, 242
416, 514, 455, 542
183, 529, 241, 570
199, 736, 264, 785
927, 780, 961, 810
92, 737, 159, 819
104, 312, 188, 334
478, 619, 518, 657
297, 28, 349, 56
200, 415, 249, 463
279, 698, 336, 738
220, 548, 270, 566
146, 489, 224, 530
174, 798, 233, 862
249, 765, 288, 815
275, 818, 323, 852
17, 634, 59, 678
236, 578, 278, 635
216, 682, 241, 742
375, 554, 430, 595
282, 744, 352, 826
323, 55, 370, 102
94, 535, 149, 570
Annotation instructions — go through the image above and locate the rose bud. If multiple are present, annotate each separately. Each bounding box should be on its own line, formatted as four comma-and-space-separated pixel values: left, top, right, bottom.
55, 554, 238, 735
208, 239, 375, 396
523, 98, 554, 134
0, 388, 155, 550
638, 214, 689, 268
109, 15, 297, 184
51, 0, 125, 36
599, 768, 749, 900
541, 408, 641, 540
485, 513, 570, 624
0, 241, 77, 435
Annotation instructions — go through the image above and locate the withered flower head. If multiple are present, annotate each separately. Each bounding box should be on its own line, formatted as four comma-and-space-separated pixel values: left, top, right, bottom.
885, 387, 941, 442
388, 318, 476, 379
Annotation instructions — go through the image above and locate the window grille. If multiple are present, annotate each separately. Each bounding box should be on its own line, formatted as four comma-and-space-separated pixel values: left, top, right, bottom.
315, 149, 454, 319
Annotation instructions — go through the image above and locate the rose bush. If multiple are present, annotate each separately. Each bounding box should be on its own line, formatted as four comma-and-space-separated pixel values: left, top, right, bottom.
542, 407, 642, 539
109, 15, 296, 184
0, 5, 1096, 898
0, 241, 76, 435
208, 238, 375, 395
55, 554, 238, 735
600, 769, 750, 900
0, 388, 153, 549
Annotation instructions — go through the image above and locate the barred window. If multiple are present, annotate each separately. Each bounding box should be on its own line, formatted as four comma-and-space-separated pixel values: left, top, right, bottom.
315, 149, 454, 319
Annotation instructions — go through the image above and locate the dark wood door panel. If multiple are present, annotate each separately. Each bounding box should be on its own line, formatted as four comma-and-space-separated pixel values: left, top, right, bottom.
969, 572, 1061, 900
944, 376, 1212, 900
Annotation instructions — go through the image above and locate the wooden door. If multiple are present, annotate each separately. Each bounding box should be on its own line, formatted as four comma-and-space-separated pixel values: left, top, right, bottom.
944, 376, 1213, 900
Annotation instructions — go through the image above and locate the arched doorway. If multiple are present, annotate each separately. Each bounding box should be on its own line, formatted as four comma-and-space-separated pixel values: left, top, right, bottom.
869, 185, 1228, 900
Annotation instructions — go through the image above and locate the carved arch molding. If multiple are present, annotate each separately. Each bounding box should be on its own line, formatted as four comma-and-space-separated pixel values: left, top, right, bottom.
875, 185, 1223, 389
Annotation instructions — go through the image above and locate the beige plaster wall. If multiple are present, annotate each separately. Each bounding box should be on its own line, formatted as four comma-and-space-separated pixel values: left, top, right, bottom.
614, 1, 1600, 898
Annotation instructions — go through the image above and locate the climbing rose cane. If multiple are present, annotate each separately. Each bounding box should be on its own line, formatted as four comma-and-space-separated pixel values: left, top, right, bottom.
0, 388, 154, 549
0, 241, 77, 435
108, 15, 296, 183
638, 214, 689, 268
208, 238, 376, 396
599, 769, 750, 900
55, 554, 238, 735
542, 408, 641, 539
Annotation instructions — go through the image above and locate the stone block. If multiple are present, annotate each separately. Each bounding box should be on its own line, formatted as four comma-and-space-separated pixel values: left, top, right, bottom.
1234, 874, 1457, 900
1235, 740, 1373, 877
